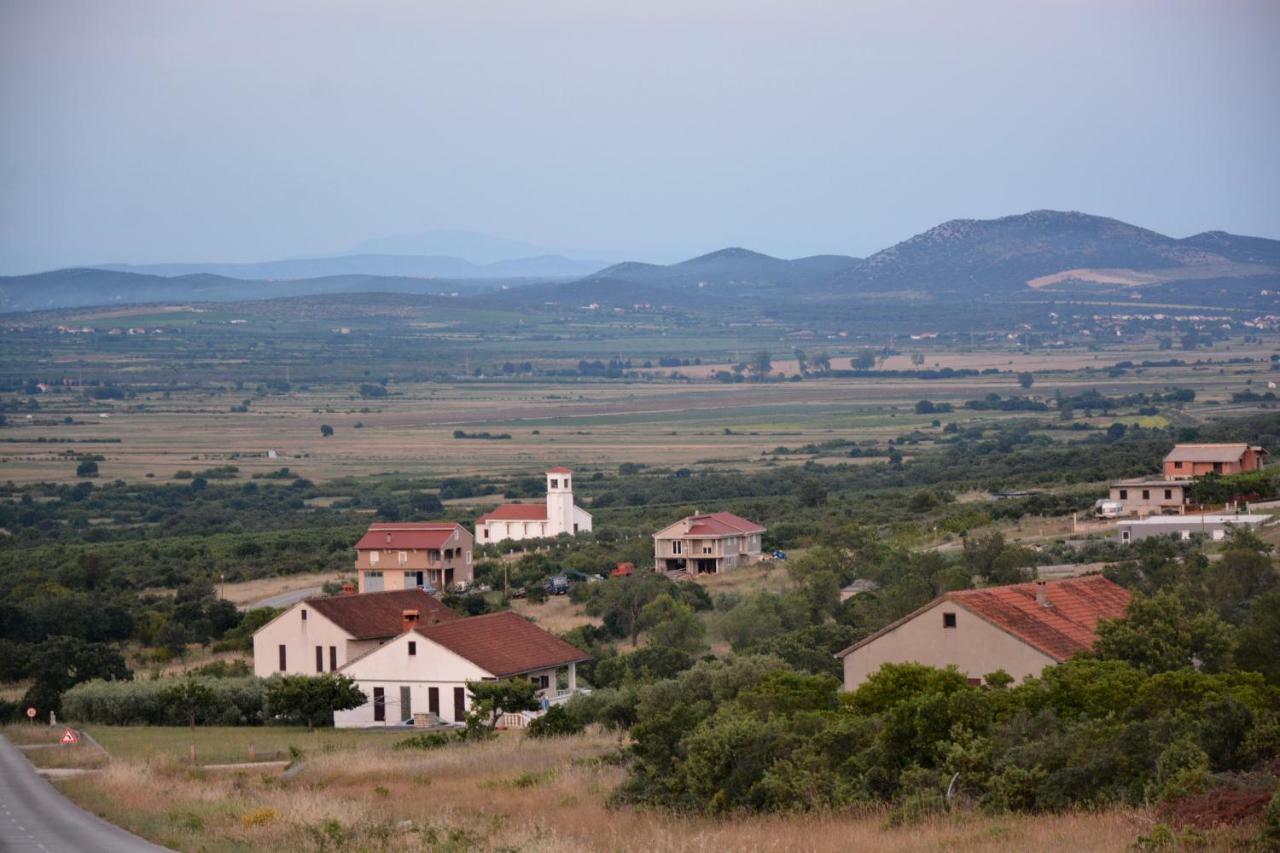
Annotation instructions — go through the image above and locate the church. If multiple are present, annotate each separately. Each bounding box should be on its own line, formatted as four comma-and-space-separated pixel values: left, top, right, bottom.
475, 467, 593, 544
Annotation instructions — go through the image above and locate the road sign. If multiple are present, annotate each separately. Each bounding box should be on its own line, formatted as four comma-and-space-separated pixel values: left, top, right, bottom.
25, 707, 36, 719
60, 727, 79, 744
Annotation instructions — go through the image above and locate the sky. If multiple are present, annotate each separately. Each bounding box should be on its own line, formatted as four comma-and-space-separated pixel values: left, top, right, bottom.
1, 0, 1278, 273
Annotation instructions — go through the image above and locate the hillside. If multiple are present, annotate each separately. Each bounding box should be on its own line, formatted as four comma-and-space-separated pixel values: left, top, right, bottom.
99, 253, 605, 281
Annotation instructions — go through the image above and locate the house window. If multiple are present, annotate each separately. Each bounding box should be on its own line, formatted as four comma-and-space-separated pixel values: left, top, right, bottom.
428, 687, 440, 715
532, 675, 550, 690
943, 612, 957, 628
672, 540, 682, 555
1174, 461, 1184, 469
483, 529, 490, 539
550, 479, 559, 489
1213, 463, 1223, 473
315, 645, 324, 673
369, 551, 380, 565
1165, 489, 1173, 500
1118, 489, 1128, 500
373, 687, 386, 722
465, 551, 471, 564
278, 644, 287, 671
329, 646, 337, 671
408, 641, 417, 656
453, 687, 466, 721
1142, 490, 1150, 500
300, 609, 307, 621
398, 551, 408, 565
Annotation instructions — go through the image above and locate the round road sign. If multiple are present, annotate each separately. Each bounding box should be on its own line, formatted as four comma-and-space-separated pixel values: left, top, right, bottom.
25, 706, 36, 719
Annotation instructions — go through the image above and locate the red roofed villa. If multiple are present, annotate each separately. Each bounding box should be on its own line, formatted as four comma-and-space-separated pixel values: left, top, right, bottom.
835, 575, 1131, 690
354, 522, 474, 593
653, 511, 767, 574
475, 467, 592, 544
334, 610, 591, 729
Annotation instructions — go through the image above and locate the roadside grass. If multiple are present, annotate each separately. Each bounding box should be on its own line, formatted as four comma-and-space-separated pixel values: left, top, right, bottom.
54, 726, 1156, 852
85, 725, 405, 766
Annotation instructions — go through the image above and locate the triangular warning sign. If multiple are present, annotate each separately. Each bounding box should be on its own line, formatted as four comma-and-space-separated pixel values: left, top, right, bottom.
60, 727, 79, 744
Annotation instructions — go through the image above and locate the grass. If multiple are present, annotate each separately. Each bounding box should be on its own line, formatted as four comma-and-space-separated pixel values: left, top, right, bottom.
53, 727, 1157, 852
81, 725, 406, 766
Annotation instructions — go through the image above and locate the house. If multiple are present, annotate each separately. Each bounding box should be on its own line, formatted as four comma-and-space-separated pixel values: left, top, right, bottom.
475, 467, 592, 544
653, 511, 765, 574
251, 588, 458, 678
1116, 513, 1271, 544
835, 575, 1131, 691
354, 522, 474, 593
333, 610, 590, 728
1106, 479, 1187, 517
1163, 444, 1267, 480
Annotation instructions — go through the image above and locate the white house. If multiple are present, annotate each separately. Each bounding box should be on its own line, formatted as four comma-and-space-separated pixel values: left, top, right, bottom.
251, 589, 458, 678
334, 610, 590, 728
475, 467, 592, 544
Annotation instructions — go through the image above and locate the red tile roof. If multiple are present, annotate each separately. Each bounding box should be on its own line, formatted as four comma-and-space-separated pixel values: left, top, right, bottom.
660, 511, 765, 538
546, 466, 573, 474
950, 575, 1130, 661
1164, 443, 1266, 463
838, 575, 1131, 662
415, 611, 590, 676
476, 503, 548, 523
305, 589, 459, 639
354, 522, 467, 551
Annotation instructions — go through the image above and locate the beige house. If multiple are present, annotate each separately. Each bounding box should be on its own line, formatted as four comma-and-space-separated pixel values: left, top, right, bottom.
1107, 479, 1187, 516
653, 511, 765, 574
836, 575, 1131, 691
251, 588, 458, 679
354, 522, 474, 593
1163, 444, 1267, 480
334, 610, 590, 728
475, 467, 592, 544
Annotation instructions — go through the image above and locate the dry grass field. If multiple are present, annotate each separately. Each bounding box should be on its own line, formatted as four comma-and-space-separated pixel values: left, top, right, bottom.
3, 340, 1275, 486
46, 728, 1161, 852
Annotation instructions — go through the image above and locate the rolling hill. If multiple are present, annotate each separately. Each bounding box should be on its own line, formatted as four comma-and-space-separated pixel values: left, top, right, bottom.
98, 252, 605, 281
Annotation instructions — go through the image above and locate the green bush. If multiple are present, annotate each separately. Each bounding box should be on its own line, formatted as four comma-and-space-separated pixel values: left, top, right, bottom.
526, 705, 584, 739
61, 676, 265, 725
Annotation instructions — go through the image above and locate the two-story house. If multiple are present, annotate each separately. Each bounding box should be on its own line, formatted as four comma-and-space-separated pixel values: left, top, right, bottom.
251, 588, 458, 678
653, 511, 765, 574
1163, 443, 1267, 480
354, 522, 474, 593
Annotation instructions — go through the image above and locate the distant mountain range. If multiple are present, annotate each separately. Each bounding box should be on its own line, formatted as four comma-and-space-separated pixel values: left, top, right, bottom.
4, 211, 1277, 312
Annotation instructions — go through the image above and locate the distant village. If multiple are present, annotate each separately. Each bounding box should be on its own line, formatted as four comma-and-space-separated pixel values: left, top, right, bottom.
253, 444, 1272, 730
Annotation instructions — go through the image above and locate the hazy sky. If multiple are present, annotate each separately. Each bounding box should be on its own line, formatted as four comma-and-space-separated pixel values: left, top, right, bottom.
2, 0, 1278, 273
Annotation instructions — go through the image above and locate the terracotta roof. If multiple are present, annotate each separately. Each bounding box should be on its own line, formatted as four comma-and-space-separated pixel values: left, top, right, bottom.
837, 575, 1131, 662
657, 511, 765, 538
476, 503, 548, 523
305, 589, 459, 639
415, 611, 590, 676
1164, 443, 1263, 463
546, 466, 573, 474
355, 522, 466, 551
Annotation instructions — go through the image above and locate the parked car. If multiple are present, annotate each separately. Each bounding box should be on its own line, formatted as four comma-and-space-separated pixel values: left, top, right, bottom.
1094, 499, 1125, 519
544, 575, 571, 596
771, 550, 787, 560
611, 562, 634, 578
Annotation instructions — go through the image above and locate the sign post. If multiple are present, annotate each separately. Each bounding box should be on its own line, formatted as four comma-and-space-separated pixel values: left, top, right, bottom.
25, 707, 36, 725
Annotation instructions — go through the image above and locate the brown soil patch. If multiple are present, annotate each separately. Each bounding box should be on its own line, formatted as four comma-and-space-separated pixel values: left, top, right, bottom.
1158, 785, 1273, 830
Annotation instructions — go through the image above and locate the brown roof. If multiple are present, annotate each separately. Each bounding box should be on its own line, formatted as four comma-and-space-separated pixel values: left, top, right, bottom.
476, 503, 548, 522
656, 511, 765, 539
837, 575, 1131, 663
415, 611, 590, 676
1164, 443, 1265, 464
305, 589, 459, 639
355, 522, 467, 551
546, 466, 573, 474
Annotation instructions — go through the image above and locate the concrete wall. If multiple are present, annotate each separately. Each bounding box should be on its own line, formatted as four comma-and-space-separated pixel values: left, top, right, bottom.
841, 600, 1057, 691
252, 604, 374, 678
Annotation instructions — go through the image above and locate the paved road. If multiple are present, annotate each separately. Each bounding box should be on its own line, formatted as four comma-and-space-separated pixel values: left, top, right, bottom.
242, 585, 321, 610
0, 736, 170, 853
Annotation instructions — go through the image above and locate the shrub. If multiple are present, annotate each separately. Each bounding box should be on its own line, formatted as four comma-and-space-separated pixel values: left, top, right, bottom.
394, 732, 455, 751
61, 676, 265, 726
526, 705, 585, 739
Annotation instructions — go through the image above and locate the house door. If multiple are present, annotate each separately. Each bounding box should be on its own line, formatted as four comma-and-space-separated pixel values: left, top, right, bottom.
373, 687, 386, 722
453, 686, 466, 722
400, 686, 412, 721
428, 687, 440, 716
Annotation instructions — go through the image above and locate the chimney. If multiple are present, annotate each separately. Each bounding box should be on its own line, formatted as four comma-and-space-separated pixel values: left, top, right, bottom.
341, 582, 356, 596
1035, 581, 1050, 608
385, 532, 392, 544
401, 609, 420, 633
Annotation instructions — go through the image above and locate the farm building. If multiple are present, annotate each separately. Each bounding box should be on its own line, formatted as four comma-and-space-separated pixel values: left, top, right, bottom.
354, 522, 474, 592
1105, 479, 1187, 517
334, 611, 590, 729
835, 575, 1131, 691
475, 467, 592, 544
653, 511, 766, 574
1116, 513, 1271, 544
251, 588, 458, 678
1163, 443, 1267, 480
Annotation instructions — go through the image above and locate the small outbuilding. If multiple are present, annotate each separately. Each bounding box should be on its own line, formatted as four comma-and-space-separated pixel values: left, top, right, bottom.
1116, 513, 1271, 544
